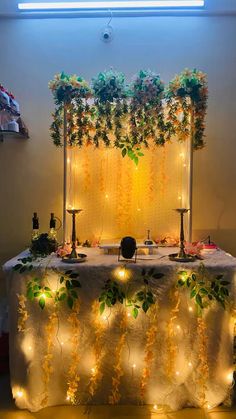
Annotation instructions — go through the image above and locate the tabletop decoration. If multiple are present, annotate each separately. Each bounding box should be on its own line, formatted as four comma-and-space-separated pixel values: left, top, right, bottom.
30, 233, 58, 258
62, 209, 85, 263
169, 208, 195, 262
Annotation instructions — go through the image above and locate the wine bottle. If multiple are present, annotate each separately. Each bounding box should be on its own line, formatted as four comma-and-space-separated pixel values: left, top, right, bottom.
49, 213, 57, 240
32, 212, 39, 240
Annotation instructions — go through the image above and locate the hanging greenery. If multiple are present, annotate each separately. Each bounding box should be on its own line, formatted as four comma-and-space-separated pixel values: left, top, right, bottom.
129, 70, 166, 147
165, 68, 208, 150
49, 68, 208, 164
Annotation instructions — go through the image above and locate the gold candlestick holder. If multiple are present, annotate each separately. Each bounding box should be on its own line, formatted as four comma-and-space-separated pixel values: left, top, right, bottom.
62, 209, 87, 263
169, 208, 195, 263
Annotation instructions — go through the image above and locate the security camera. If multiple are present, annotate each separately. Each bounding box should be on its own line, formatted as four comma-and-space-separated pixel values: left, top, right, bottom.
101, 25, 113, 43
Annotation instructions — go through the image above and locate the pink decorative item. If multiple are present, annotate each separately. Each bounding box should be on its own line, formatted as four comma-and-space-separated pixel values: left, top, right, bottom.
56, 243, 72, 258
184, 241, 204, 256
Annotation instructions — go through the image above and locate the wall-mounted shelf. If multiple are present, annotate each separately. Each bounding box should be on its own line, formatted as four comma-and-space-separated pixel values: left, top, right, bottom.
0, 130, 29, 142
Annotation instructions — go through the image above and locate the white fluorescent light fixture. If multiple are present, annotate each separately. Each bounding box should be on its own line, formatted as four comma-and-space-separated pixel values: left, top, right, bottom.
18, 1, 205, 11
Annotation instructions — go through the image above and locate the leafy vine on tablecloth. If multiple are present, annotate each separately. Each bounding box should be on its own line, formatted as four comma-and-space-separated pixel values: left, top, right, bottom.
49, 68, 208, 164
13, 257, 232, 407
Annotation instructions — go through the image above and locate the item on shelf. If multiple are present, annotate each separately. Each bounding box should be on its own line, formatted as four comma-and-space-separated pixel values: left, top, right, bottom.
118, 236, 137, 263
0, 85, 10, 107
169, 208, 195, 262
144, 229, 153, 245
48, 213, 57, 240
8, 93, 20, 114
30, 233, 58, 257
62, 209, 85, 263
6, 120, 19, 133
32, 212, 39, 240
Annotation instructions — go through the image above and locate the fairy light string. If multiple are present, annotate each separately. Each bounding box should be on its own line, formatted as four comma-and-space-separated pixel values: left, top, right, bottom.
17, 294, 29, 332
165, 288, 180, 379
109, 308, 128, 404
86, 300, 106, 401
140, 303, 159, 402
196, 315, 209, 407
66, 299, 81, 404
41, 309, 57, 407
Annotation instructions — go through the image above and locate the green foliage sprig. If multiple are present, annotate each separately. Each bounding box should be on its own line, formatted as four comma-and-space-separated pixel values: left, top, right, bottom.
177, 263, 230, 313
13, 257, 81, 310
98, 268, 164, 319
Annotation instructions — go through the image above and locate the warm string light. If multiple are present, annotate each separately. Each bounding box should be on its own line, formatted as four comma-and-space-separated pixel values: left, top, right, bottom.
109, 309, 127, 404
87, 301, 106, 401
165, 290, 180, 379
66, 300, 81, 404
16, 390, 24, 398
41, 310, 57, 407
17, 294, 29, 332
140, 305, 159, 402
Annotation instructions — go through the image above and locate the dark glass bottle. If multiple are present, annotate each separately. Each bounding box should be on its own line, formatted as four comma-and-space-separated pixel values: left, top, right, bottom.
32, 212, 39, 240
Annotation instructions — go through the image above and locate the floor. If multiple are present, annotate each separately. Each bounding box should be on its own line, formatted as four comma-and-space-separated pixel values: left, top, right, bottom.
0, 374, 236, 419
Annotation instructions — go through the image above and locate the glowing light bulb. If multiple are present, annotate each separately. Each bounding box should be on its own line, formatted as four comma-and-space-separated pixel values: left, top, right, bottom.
189, 306, 193, 312
153, 404, 158, 410
188, 362, 192, 367
102, 315, 108, 321
132, 364, 136, 369
66, 395, 70, 401
176, 371, 180, 376
207, 404, 212, 410
91, 367, 96, 374
178, 196, 182, 201
67, 158, 70, 164
105, 194, 109, 199
127, 312, 131, 317
28, 346, 32, 351
41, 293, 46, 299
183, 163, 187, 167
226, 371, 233, 383
61, 341, 64, 346
16, 390, 23, 398
118, 268, 126, 280
176, 325, 180, 330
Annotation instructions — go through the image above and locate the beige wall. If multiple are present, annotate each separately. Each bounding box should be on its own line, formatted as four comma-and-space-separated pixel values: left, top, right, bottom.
0, 14, 236, 280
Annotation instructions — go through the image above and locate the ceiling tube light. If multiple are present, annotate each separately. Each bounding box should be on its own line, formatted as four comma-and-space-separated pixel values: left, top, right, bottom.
18, 1, 205, 11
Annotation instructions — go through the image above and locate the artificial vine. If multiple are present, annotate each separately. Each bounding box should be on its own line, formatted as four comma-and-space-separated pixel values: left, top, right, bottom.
98, 268, 164, 318
49, 68, 208, 163
165, 68, 208, 150
176, 263, 230, 312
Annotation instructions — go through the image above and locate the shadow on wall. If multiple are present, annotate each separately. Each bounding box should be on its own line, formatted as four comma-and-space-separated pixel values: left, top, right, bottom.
194, 229, 236, 257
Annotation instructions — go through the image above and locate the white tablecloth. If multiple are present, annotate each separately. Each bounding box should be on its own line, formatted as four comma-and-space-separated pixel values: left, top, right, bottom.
2, 247, 236, 412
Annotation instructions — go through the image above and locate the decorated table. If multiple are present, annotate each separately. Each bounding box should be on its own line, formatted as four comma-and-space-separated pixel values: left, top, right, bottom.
3, 246, 236, 412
